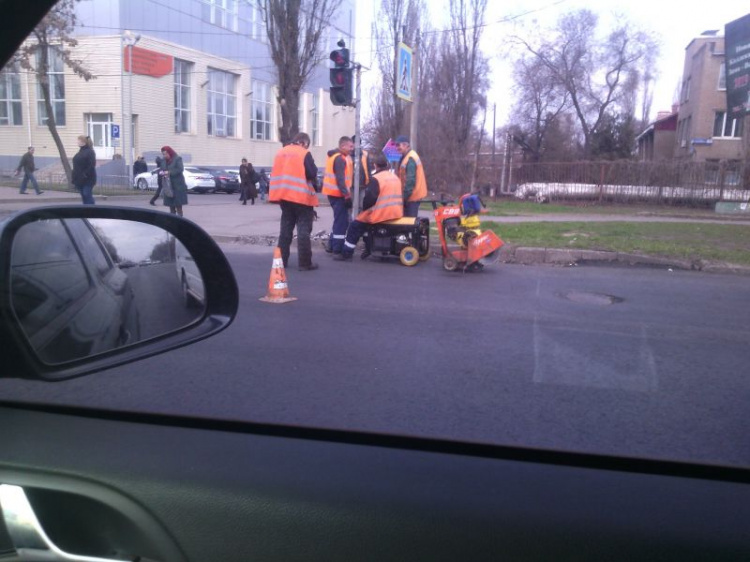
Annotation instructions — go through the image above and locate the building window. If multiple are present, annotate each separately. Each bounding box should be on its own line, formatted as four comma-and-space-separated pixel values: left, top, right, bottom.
681, 77, 691, 103
713, 111, 743, 138
718, 63, 726, 90
202, 0, 238, 32
298, 93, 305, 133
310, 92, 319, 145
0, 65, 22, 126
251, 80, 273, 140
36, 48, 65, 126
206, 68, 237, 137
249, 4, 266, 42
174, 59, 191, 133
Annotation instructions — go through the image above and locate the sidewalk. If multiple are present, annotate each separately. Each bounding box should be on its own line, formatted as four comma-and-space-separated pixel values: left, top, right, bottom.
1, 186, 749, 273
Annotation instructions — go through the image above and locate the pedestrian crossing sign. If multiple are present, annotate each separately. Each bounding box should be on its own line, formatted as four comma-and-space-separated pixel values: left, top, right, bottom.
397, 42, 413, 102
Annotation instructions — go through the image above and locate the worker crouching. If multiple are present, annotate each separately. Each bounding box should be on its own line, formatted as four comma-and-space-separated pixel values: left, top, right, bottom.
335, 154, 403, 261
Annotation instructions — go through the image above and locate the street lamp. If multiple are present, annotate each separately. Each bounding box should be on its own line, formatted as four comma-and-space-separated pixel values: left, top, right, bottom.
122, 30, 141, 187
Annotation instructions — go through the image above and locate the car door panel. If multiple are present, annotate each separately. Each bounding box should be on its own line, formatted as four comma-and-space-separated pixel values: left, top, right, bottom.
0, 404, 747, 562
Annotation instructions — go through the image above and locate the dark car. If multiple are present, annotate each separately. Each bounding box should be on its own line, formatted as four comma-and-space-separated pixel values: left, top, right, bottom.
202, 168, 240, 194
9, 217, 140, 364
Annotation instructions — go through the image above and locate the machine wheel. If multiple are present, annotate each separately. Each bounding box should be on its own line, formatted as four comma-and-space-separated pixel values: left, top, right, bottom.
137, 178, 149, 190
443, 255, 459, 272
419, 252, 430, 262
399, 246, 420, 266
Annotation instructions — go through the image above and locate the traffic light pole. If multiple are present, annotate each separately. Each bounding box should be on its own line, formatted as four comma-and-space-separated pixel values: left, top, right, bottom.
352, 63, 362, 214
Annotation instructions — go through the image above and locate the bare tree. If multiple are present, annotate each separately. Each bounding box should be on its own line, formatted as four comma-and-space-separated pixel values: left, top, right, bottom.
418, 0, 489, 191
366, 0, 424, 147
255, 0, 342, 145
11, 0, 94, 183
515, 10, 658, 158
509, 53, 569, 161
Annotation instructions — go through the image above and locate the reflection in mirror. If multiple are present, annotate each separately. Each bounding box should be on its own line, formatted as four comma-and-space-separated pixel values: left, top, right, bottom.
9, 218, 205, 365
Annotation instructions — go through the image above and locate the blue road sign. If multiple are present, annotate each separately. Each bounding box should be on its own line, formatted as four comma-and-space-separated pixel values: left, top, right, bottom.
397, 42, 413, 102
111, 124, 120, 139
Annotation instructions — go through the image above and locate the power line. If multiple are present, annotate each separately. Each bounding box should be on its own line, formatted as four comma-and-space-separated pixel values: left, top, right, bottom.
361, 0, 570, 61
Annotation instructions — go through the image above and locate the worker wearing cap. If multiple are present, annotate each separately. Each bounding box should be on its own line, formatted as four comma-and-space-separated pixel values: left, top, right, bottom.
396, 135, 427, 217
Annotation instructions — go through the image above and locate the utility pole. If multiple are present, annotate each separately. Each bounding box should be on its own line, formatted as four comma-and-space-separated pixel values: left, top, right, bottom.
500, 132, 508, 194
352, 63, 362, 214
491, 103, 496, 198
409, 30, 420, 151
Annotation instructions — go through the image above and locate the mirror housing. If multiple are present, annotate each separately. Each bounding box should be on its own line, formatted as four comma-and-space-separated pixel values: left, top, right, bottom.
0, 206, 238, 380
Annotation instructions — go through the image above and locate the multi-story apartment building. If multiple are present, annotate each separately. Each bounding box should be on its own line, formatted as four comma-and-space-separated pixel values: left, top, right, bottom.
674, 30, 744, 163
0, 0, 356, 173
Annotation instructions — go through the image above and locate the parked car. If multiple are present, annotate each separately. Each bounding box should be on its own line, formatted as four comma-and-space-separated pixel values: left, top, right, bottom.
175, 238, 204, 308
8, 216, 140, 365
133, 167, 215, 194
202, 168, 240, 194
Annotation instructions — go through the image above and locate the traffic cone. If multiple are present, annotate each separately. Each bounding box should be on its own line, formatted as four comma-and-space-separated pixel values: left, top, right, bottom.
260, 247, 297, 304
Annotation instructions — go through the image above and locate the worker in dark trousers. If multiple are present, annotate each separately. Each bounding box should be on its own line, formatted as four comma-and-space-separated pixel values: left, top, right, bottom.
322, 136, 353, 254
334, 154, 403, 261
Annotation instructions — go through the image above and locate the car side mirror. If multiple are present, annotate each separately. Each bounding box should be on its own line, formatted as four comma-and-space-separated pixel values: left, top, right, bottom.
0, 206, 238, 380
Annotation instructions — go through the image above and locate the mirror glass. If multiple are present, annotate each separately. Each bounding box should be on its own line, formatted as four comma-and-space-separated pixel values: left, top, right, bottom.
9, 218, 205, 365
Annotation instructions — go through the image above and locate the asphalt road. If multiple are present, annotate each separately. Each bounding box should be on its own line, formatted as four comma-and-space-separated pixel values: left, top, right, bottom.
3, 247, 750, 468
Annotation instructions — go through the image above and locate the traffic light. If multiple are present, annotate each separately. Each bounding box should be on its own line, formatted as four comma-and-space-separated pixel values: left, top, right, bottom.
329, 43, 353, 106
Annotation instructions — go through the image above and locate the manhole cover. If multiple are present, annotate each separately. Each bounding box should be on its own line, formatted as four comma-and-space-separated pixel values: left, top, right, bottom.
562, 291, 623, 305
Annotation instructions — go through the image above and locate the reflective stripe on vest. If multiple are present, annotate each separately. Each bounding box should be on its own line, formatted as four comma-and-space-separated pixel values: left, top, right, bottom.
399, 149, 427, 202
269, 144, 318, 207
357, 171, 404, 224
322, 153, 353, 197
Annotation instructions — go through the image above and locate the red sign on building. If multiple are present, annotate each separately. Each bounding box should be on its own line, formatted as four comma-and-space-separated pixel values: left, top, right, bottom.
123, 46, 174, 77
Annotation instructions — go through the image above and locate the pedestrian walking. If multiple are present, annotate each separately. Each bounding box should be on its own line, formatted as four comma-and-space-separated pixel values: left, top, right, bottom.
133, 155, 147, 177
149, 156, 163, 205
71, 135, 97, 205
15, 146, 43, 195
322, 136, 354, 254
258, 169, 269, 201
269, 132, 320, 271
239, 158, 259, 205
159, 146, 188, 216
396, 135, 427, 217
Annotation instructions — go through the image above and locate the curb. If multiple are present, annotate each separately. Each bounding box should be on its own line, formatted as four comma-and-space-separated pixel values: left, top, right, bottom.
500, 246, 750, 275
210, 235, 750, 276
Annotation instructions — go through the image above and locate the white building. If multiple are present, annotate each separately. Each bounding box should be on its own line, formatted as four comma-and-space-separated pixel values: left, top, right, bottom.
0, 0, 356, 176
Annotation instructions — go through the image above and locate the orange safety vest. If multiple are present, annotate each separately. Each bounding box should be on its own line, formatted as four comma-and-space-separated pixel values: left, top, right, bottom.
357, 170, 404, 224
269, 144, 318, 207
322, 152, 353, 198
399, 149, 427, 202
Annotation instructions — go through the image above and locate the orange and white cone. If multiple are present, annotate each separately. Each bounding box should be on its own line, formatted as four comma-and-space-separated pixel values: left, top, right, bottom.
260, 247, 297, 304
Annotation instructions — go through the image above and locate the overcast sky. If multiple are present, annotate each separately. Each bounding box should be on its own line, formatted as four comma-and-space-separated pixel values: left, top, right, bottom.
355, 0, 749, 127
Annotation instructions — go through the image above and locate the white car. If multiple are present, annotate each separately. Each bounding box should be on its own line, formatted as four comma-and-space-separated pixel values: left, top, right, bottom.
133, 167, 216, 193
175, 239, 204, 308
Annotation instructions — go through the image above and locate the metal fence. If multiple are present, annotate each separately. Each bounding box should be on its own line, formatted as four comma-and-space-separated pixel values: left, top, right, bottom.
510, 160, 750, 206
1, 170, 138, 196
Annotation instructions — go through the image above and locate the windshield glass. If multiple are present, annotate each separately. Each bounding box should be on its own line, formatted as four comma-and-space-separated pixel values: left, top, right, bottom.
1, 0, 749, 471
